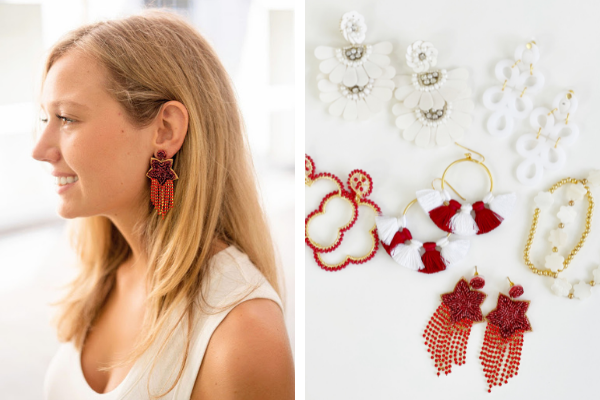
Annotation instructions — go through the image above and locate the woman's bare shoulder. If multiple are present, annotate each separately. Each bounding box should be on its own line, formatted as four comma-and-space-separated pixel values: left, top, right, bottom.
190, 298, 294, 400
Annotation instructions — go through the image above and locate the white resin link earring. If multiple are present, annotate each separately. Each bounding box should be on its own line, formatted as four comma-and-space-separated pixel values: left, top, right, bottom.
515, 91, 579, 186
483, 40, 545, 138
315, 11, 396, 121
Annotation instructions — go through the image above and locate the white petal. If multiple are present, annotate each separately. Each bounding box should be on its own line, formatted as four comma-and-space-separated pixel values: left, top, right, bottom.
415, 125, 431, 148
329, 63, 347, 83
371, 87, 392, 101
404, 90, 422, 109
319, 58, 340, 74
357, 99, 371, 120
392, 103, 411, 116
374, 79, 395, 89
381, 66, 396, 80
372, 41, 393, 54
320, 91, 342, 103
453, 99, 474, 113
315, 46, 335, 60
317, 79, 339, 92
447, 68, 469, 80
343, 100, 358, 120
328, 96, 348, 116
365, 93, 383, 113
439, 84, 464, 102
396, 113, 417, 129
456, 87, 472, 100
445, 118, 465, 141
436, 123, 452, 146
343, 67, 358, 86
432, 90, 445, 109
394, 75, 413, 87
451, 111, 473, 129
369, 53, 390, 67
395, 86, 415, 101
356, 66, 369, 86
403, 120, 423, 141
362, 60, 383, 79
419, 91, 433, 111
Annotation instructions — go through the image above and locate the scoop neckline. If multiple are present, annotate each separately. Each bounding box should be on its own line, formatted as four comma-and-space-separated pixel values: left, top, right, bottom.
74, 244, 237, 396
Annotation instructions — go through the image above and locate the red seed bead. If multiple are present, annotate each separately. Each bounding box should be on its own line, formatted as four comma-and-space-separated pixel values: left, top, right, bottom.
509, 285, 524, 298
470, 276, 486, 289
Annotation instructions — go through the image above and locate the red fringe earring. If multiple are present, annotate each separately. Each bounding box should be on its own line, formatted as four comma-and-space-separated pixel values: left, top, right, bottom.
480, 277, 531, 393
146, 150, 178, 219
423, 268, 486, 376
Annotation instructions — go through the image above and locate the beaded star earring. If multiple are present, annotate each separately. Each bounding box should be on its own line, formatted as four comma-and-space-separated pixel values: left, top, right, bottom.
423, 267, 486, 376
146, 150, 178, 219
480, 277, 531, 393
416, 143, 516, 236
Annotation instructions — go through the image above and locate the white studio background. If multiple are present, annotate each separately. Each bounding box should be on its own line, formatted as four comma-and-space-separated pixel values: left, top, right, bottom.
305, 0, 600, 399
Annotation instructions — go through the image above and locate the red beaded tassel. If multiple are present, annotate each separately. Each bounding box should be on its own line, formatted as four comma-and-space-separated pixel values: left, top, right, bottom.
481, 325, 524, 392
481, 279, 531, 393
423, 277, 486, 376
146, 150, 178, 219
424, 304, 473, 375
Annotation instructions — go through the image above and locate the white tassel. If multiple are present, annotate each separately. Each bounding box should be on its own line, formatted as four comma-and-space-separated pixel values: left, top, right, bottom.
436, 237, 470, 267
375, 215, 406, 245
449, 203, 478, 236
483, 192, 516, 220
416, 189, 451, 213
391, 239, 424, 271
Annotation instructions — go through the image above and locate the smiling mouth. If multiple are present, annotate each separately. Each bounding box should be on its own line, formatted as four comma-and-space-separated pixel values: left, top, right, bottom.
55, 176, 79, 186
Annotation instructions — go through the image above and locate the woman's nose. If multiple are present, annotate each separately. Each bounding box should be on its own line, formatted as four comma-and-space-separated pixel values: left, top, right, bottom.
31, 124, 60, 163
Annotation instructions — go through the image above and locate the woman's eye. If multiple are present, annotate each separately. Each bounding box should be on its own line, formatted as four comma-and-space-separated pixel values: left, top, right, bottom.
56, 114, 76, 124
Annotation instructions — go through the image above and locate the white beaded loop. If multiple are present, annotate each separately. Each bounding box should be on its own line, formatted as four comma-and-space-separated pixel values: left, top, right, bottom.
494, 59, 520, 86
482, 86, 512, 111
506, 95, 533, 120
516, 157, 544, 186
514, 42, 540, 66
515, 69, 545, 94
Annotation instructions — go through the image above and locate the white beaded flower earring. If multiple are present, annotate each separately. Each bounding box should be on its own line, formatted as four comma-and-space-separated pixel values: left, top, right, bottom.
393, 41, 473, 147
483, 40, 545, 138
515, 90, 579, 186
315, 11, 396, 121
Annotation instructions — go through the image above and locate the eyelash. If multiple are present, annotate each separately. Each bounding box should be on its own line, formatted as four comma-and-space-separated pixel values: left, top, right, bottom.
39, 115, 76, 124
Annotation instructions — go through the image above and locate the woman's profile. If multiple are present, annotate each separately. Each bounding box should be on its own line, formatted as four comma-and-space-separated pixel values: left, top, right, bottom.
31, 9, 294, 399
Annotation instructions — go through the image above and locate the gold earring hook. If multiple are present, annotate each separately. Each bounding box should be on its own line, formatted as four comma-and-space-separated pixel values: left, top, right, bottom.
402, 198, 418, 216
507, 277, 515, 287
440, 143, 494, 195
474, 266, 479, 276
431, 178, 467, 201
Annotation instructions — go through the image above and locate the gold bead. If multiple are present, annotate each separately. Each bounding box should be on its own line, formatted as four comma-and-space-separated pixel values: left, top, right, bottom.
559, 223, 565, 229
569, 200, 575, 206
582, 178, 589, 185
591, 281, 596, 287
568, 293, 574, 299
552, 247, 558, 252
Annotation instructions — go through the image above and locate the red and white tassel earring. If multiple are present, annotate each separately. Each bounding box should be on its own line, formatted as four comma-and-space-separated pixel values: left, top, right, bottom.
423, 268, 486, 375
146, 150, 178, 219
416, 144, 516, 236
480, 277, 531, 393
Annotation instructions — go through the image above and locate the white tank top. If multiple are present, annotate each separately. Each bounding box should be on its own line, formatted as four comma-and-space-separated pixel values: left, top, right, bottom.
43, 245, 283, 399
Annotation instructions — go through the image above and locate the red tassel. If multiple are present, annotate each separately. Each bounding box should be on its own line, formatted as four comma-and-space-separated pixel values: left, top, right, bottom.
480, 325, 524, 393
429, 200, 462, 233
381, 228, 412, 255
424, 304, 473, 376
473, 201, 503, 234
420, 242, 447, 274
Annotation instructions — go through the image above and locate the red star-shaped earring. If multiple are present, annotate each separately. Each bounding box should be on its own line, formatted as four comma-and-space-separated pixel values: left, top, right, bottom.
146, 150, 178, 218
480, 277, 532, 393
423, 269, 487, 377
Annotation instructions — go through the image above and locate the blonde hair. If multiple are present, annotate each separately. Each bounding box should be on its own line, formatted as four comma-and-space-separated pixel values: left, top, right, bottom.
41, 9, 282, 397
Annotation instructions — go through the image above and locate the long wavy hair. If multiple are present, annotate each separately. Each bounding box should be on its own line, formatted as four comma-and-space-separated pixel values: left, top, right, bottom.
40, 9, 283, 397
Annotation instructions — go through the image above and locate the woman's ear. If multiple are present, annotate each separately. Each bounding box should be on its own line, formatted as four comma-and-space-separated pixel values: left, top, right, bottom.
152, 100, 189, 156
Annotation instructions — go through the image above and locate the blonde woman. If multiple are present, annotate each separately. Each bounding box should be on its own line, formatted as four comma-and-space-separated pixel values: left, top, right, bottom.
31, 9, 294, 400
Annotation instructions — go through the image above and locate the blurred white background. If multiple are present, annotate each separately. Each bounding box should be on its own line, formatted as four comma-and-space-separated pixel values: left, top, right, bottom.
0, 0, 294, 397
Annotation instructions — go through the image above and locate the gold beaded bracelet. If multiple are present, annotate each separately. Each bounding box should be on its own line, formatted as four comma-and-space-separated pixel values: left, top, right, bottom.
524, 172, 600, 299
